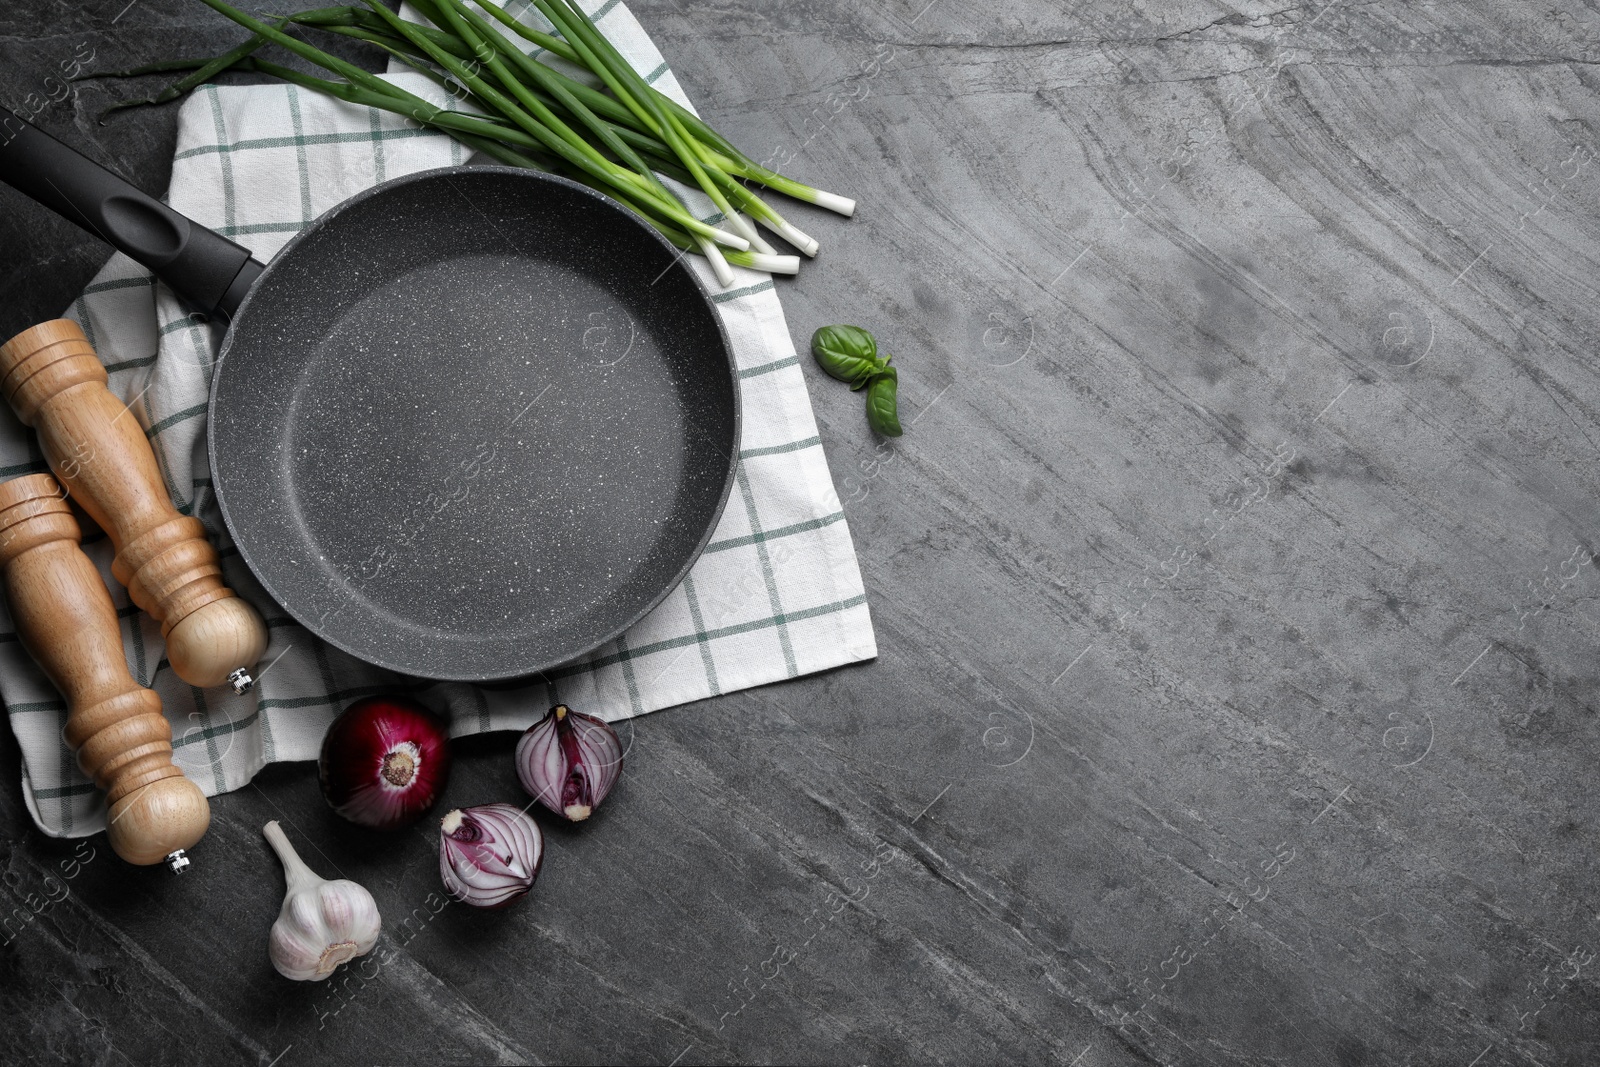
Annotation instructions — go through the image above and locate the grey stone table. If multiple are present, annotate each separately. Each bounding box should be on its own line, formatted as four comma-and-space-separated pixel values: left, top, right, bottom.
3, 1, 1599, 1064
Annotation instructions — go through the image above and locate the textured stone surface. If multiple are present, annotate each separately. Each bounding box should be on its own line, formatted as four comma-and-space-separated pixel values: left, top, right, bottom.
3, 1, 1600, 1064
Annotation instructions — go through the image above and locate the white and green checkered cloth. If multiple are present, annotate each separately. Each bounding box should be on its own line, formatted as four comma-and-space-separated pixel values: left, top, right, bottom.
2, 1, 875, 839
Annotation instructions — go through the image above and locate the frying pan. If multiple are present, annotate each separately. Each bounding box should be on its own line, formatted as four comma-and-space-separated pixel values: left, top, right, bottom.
0, 107, 740, 682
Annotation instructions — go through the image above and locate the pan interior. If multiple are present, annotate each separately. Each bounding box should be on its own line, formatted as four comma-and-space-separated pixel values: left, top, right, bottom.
208, 169, 737, 680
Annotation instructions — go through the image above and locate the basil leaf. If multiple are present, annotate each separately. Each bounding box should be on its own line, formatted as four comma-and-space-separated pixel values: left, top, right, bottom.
811, 325, 881, 388
864, 366, 903, 437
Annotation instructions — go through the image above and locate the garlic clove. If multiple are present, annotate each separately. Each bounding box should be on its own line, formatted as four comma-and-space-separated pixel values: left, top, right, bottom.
317, 879, 381, 947
263, 821, 382, 982
268, 922, 320, 971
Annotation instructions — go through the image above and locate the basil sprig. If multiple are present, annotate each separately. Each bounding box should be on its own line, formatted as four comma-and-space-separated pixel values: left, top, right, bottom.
810, 325, 904, 437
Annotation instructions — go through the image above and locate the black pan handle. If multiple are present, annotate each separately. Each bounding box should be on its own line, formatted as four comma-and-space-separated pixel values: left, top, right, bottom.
0, 106, 264, 320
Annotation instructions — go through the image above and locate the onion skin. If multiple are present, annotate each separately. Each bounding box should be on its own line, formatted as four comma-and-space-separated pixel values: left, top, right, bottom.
319, 696, 453, 830
439, 804, 544, 909
515, 704, 623, 821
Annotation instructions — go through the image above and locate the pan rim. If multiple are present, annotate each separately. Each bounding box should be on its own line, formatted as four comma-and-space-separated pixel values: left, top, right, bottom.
205, 165, 741, 683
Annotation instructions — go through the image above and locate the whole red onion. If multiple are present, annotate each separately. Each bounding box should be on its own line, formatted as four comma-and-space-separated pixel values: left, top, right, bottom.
515, 704, 623, 821
439, 804, 544, 909
319, 696, 452, 830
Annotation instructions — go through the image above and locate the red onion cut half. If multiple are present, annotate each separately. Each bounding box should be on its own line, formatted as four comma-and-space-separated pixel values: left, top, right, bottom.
439, 804, 544, 909
515, 704, 623, 821
319, 696, 453, 830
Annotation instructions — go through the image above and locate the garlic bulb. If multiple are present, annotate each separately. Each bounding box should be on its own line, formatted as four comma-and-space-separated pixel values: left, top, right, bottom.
262, 821, 381, 981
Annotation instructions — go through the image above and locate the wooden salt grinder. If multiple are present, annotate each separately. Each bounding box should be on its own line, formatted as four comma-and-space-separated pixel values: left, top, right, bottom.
0, 473, 209, 871
0, 319, 267, 692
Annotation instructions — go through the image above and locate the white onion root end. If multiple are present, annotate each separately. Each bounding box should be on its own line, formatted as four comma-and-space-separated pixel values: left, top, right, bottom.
807, 189, 857, 217
758, 216, 820, 258
700, 238, 736, 287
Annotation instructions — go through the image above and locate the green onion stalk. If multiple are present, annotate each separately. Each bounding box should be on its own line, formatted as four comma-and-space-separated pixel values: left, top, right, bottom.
90, 0, 851, 283
371, 0, 746, 282
210, 52, 797, 276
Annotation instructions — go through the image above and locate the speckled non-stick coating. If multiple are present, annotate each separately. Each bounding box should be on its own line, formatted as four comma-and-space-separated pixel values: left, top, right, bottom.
207, 168, 739, 682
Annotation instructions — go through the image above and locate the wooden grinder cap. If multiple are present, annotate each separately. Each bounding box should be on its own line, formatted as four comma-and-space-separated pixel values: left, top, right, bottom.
0, 473, 209, 869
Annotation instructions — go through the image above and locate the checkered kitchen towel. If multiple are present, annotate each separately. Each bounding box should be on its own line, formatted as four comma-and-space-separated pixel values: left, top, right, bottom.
2, 0, 876, 838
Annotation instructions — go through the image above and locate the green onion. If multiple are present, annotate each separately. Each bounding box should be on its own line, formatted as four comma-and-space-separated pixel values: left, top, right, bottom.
79, 7, 353, 120
358, 0, 746, 253
531, 0, 757, 243
98, 0, 859, 283
466, 0, 584, 68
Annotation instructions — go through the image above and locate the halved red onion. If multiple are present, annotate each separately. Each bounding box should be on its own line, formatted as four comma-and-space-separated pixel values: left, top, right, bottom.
515, 704, 623, 821
319, 696, 452, 830
439, 804, 544, 909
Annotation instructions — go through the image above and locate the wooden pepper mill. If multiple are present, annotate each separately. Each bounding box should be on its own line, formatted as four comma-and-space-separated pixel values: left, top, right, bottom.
0, 319, 266, 692
0, 473, 209, 870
